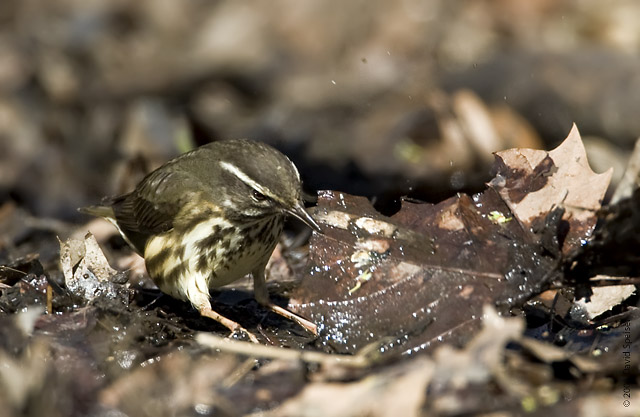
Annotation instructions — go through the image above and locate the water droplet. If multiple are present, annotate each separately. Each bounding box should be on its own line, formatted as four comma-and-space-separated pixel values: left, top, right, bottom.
195, 404, 212, 415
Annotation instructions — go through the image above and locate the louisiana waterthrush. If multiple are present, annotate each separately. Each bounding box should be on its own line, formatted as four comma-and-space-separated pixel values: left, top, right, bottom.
80, 139, 320, 342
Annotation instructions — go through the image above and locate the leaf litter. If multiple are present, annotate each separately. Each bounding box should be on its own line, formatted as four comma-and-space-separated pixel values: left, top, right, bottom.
1, 125, 639, 416
289, 124, 612, 356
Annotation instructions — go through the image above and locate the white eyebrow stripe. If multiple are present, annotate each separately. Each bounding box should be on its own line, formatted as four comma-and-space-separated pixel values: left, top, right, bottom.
290, 157, 301, 182
219, 161, 272, 196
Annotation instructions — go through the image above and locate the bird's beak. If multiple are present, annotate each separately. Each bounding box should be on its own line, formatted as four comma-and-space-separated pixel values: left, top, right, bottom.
288, 202, 322, 233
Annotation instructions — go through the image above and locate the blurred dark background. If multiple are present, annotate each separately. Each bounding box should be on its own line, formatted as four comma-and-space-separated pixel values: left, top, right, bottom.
1, 0, 638, 220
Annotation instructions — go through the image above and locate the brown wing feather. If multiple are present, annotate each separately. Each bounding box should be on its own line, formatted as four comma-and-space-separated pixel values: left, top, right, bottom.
111, 168, 203, 253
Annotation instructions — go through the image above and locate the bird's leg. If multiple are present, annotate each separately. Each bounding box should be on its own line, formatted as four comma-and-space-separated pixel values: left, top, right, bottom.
198, 303, 259, 344
252, 268, 318, 335
183, 271, 259, 343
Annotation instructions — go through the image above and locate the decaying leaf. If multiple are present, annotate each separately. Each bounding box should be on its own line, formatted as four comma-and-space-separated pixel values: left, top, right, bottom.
264, 306, 523, 417
290, 126, 611, 355
571, 284, 637, 320
430, 305, 524, 390
267, 356, 434, 417
59, 233, 129, 305
490, 124, 612, 254
565, 186, 640, 286
99, 351, 240, 416
0, 338, 51, 409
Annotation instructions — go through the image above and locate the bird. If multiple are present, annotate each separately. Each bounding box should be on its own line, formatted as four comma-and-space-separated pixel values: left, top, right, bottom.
80, 139, 321, 342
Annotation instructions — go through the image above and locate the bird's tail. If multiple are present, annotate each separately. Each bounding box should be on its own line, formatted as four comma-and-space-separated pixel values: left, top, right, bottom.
78, 205, 115, 219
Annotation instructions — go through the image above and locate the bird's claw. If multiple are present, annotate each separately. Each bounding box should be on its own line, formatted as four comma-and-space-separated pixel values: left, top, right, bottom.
228, 327, 259, 344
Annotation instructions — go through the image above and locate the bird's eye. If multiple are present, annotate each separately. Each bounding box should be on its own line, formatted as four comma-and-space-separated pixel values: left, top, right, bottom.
251, 190, 268, 202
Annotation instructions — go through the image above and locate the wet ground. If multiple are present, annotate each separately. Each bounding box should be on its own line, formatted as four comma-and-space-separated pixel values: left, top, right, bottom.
1, 1, 639, 416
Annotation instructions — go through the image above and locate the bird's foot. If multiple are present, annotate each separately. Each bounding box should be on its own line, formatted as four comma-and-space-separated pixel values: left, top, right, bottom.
267, 303, 318, 336
199, 306, 259, 343
227, 327, 259, 344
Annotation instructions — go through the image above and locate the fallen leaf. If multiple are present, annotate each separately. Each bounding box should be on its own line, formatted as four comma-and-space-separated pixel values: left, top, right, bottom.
431, 305, 524, 390
565, 187, 640, 284
290, 126, 610, 356
490, 124, 612, 254
60, 233, 129, 305
570, 284, 636, 320
267, 357, 434, 417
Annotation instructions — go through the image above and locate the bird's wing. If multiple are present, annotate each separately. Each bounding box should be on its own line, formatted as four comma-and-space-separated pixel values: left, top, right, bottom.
112, 167, 202, 237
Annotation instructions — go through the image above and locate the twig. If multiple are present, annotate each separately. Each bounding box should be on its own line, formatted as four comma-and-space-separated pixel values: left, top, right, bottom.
587, 276, 640, 287
222, 357, 259, 388
196, 333, 370, 368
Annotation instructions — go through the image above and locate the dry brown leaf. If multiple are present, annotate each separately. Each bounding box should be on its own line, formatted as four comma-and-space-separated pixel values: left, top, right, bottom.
491, 124, 612, 254
268, 357, 434, 417
59, 233, 129, 305
571, 284, 637, 319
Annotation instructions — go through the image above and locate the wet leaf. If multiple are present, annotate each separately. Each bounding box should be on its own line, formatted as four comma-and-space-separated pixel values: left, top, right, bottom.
430, 305, 524, 390
290, 126, 610, 355
565, 187, 640, 284
267, 307, 521, 417
59, 233, 129, 306
571, 284, 636, 320
0, 254, 44, 287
